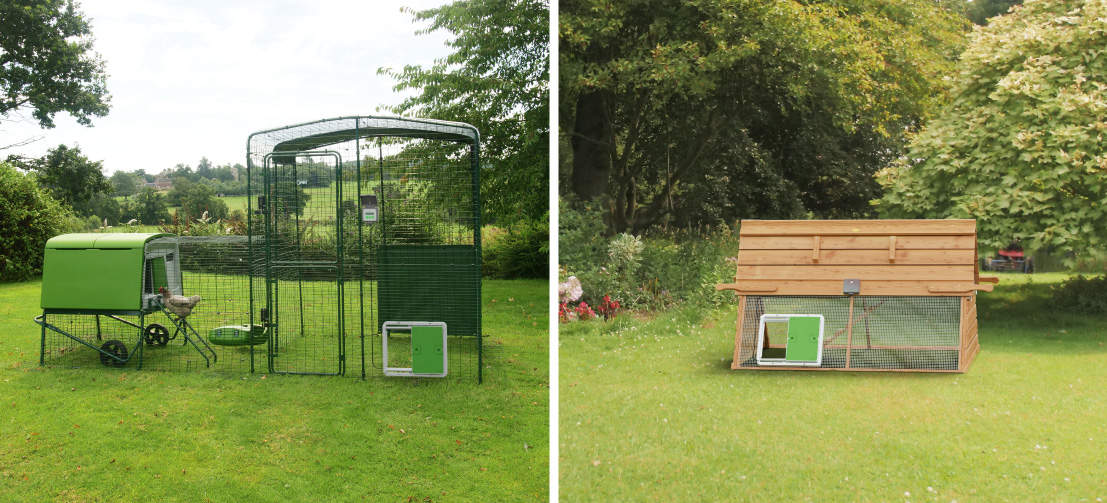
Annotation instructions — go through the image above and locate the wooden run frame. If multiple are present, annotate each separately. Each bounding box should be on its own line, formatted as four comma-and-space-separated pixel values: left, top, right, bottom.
718, 219, 995, 373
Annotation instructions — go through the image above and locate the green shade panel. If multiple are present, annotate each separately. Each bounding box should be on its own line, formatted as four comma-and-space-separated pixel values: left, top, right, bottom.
377, 245, 480, 337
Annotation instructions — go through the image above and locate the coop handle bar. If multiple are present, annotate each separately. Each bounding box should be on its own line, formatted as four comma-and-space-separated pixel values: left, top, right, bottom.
715, 283, 777, 293
928, 283, 995, 294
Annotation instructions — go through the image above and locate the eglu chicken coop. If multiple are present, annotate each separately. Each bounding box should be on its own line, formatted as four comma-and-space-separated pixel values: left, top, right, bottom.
35, 116, 483, 381
716, 220, 997, 372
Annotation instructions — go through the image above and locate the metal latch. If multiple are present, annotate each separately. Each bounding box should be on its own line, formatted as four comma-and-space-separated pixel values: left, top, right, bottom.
843, 279, 860, 295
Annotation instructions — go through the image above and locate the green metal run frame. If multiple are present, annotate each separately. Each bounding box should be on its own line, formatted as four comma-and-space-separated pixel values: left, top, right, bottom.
246, 116, 483, 382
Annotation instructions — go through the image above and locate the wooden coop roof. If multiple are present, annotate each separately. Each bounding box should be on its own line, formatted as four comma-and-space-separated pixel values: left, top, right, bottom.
717, 219, 997, 296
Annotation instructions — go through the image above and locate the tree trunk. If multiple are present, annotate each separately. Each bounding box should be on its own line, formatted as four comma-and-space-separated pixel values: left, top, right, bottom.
570, 91, 612, 200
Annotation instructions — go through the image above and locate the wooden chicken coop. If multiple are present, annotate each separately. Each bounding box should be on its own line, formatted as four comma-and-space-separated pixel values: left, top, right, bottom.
716, 220, 997, 372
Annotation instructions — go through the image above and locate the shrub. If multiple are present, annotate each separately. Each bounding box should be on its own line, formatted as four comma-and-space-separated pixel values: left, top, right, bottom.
558, 197, 607, 272
1051, 275, 1107, 315
0, 162, 75, 281
82, 215, 102, 231
565, 224, 739, 312
482, 217, 548, 278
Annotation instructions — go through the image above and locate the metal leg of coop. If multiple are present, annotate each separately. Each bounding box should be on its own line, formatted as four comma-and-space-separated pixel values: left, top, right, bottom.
135, 313, 144, 370
39, 311, 46, 366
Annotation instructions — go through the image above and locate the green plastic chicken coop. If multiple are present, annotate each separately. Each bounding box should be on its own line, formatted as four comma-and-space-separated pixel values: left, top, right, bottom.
35, 116, 483, 382
35, 233, 216, 368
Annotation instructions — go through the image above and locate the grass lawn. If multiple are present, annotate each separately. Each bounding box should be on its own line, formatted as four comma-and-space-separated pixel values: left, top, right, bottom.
0, 278, 548, 502
559, 273, 1107, 502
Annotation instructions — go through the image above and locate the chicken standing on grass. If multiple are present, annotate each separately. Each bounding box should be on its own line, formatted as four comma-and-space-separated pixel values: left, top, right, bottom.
159, 287, 201, 318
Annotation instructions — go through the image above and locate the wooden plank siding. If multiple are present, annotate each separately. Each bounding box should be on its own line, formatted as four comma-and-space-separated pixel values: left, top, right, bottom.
738, 249, 975, 266
736, 265, 974, 281
725, 219, 991, 297
739, 219, 976, 236
739, 235, 976, 250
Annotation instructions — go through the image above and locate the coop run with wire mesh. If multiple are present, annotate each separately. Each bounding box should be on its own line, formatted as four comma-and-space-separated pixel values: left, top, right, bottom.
36, 116, 483, 382
716, 220, 997, 373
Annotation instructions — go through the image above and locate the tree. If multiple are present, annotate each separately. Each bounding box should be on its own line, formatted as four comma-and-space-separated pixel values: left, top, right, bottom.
122, 187, 170, 225
0, 0, 109, 129
379, 0, 549, 224
561, 0, 969, 233
179, 183, 229, 221
196, 157, 213, 179
272, 181, 311, 217
166, 176, 192, 206
110, 170, 138, 196
6, 143, 110, 216
86, 192, 120, 224
877, 0, 1107, 260
0, 161, 74, 281
965, 0, 1022, 25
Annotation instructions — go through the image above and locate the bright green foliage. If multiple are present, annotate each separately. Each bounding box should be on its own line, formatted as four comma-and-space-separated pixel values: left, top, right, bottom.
561, 0, 969, 232
6, 144, 110, 217
379, 0, 549, 224
0, 162, 73, 281
0, 0, 109, 128
877, 0, 1107, 260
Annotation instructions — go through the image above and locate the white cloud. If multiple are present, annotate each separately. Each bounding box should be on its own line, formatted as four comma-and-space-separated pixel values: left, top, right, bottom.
3, 0, 453, 173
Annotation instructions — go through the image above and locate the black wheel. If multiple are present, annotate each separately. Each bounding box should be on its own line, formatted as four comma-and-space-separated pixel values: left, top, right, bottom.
99, 340, 128, 367
144, 324, 170, 346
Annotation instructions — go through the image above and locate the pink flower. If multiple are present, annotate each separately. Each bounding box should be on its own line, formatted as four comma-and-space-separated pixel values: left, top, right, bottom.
558, 276, 583, 303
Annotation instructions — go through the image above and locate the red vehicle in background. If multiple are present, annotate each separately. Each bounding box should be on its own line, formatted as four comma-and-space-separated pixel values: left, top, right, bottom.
981, 239, 1034, 273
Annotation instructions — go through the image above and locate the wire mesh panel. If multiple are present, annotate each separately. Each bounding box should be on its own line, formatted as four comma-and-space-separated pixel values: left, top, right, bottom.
40, 314, 147, 368
736, 295, 963, 371
261, 152, 347, 375
737, 296, 852, 368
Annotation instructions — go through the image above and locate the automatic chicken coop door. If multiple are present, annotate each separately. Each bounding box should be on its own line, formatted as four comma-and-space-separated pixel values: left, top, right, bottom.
755, 314, 824, 366
382, 321, 447, 377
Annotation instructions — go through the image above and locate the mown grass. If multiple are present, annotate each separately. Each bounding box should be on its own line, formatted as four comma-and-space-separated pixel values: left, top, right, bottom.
559, 272, 1107, 502
0, 278, 548, 502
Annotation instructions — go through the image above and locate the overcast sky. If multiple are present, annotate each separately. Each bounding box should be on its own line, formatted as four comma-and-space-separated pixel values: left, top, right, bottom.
3, 0, 452, 174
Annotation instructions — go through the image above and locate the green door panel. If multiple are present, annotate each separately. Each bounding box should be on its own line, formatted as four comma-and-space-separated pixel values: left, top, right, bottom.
149, 257, 168, 291
411, 325, 444, 374
785, 316, 821, 362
